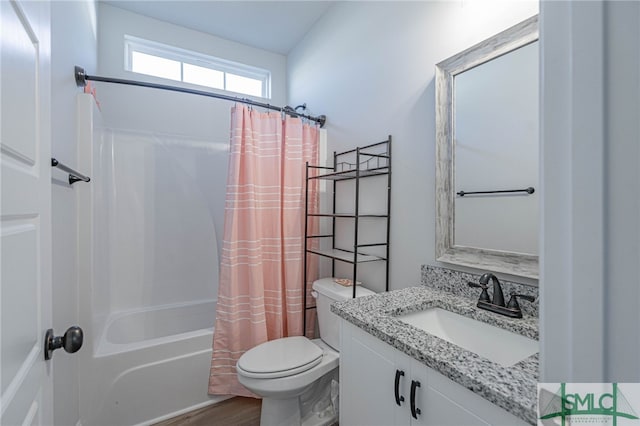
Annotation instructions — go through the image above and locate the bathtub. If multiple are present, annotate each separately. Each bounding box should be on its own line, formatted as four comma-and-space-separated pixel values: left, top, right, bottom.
96, 300, 217, 357
80, 300, 227, 426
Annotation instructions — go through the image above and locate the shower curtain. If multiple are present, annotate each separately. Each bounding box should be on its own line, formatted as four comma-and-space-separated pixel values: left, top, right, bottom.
209, 105, 319, 397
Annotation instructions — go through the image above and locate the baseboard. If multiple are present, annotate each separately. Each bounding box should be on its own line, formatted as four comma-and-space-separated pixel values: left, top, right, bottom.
135, 395, 231, 426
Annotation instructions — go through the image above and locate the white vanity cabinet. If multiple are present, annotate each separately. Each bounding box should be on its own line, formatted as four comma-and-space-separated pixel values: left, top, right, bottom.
340, 320, 410, 425
339, 321, 530, 426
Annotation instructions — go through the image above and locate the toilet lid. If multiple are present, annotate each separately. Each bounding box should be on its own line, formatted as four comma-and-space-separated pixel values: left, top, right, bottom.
237, 336, 323, 379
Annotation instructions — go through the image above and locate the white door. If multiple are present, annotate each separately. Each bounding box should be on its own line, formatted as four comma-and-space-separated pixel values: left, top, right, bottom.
1, 0, 53, 425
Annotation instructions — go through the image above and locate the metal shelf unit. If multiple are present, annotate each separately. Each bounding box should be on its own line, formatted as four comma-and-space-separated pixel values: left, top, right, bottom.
303, 137, 392, 335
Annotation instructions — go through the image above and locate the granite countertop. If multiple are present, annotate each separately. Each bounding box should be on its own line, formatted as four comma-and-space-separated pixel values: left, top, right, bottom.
331, 286, 539, 425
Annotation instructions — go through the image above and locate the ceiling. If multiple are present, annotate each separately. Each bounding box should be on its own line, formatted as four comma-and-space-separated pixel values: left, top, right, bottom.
101, 1, 335, 55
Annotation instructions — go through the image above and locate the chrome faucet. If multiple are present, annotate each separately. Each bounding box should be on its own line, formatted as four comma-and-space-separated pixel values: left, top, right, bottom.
468, 272, 534, 318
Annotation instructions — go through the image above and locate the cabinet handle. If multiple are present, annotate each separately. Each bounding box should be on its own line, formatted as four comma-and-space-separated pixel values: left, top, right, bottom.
394, 369, 405, 406
410, 380, 422, 419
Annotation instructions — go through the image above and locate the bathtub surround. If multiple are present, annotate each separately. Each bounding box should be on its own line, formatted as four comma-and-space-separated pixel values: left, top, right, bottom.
209, 105, 320, 397
91, 129, 222, 315
421, 265, 538, 318
76, 96, 225, 425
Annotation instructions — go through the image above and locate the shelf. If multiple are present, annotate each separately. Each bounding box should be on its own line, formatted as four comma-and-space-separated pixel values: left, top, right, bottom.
307, 213, 389, 218
356, 242, 389, 248
306, 248, 386, 264
309, 166, 389, 181
303, 136, 392, 338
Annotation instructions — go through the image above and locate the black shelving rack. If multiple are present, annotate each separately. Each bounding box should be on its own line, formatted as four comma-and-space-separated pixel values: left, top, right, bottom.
303, 136, 392, 336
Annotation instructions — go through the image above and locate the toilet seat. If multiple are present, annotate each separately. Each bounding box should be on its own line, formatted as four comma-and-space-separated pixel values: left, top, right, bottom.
237, 336, 323, 379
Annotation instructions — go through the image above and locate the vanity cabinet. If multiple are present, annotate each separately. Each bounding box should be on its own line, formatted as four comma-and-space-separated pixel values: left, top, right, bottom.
339, 321, 530, 426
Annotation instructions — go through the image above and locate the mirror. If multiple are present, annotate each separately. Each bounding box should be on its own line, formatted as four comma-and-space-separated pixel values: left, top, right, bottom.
435, 15, 539, 279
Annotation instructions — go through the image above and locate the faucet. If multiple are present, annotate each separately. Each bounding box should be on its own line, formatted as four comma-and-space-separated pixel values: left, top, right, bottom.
468, 272, 534, 318
479, 273, 504, 306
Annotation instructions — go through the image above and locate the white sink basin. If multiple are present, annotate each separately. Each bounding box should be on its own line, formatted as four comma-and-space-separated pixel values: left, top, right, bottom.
398, 307, 538, 367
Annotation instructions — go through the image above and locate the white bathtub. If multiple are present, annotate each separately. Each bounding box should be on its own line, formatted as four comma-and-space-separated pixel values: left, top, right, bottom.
96, 300, 217, 357
80, 300, 227, 426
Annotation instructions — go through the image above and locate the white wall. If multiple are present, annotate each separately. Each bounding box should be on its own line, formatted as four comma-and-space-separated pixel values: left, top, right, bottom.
96, 4, 288, 263
50, 1, 98, 425
98, 3, 287, 135
288, 1, 539, 289
540, 0, 640, 382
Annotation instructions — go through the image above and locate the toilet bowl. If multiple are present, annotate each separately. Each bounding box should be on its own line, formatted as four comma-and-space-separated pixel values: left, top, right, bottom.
236, 278, 375, 426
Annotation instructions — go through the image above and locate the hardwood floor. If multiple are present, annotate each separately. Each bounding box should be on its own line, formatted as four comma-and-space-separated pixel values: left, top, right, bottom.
153, 397, 262, 426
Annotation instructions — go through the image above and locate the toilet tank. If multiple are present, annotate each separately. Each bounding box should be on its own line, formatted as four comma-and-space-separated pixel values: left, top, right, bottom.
312, 278, 375, 351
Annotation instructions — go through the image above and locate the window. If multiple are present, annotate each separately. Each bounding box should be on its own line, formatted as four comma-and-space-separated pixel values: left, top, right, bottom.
124, 35, 271, 98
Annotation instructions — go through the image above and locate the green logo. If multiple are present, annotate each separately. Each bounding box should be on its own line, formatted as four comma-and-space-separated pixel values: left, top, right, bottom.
539, 383, 639, 425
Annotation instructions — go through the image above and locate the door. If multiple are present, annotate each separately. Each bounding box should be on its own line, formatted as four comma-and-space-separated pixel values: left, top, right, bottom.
1, 0, 53, 425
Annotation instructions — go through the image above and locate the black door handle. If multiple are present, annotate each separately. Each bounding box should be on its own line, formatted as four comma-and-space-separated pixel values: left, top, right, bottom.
394, 369, 405, 406
410, 380, 422, 419
44, 326, 83, 360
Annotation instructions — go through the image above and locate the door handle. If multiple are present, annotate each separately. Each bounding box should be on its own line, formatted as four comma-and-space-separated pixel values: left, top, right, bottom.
394, 369, 405, 406
44, 326, 83, 360
410, 380, 422, 419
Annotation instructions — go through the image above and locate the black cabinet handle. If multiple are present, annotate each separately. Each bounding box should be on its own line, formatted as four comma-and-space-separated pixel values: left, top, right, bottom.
394, 369, 405, 406
410, 380, 422, 419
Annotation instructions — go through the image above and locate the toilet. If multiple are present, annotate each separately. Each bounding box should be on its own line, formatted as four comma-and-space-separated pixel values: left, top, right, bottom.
236, 277, 375, 426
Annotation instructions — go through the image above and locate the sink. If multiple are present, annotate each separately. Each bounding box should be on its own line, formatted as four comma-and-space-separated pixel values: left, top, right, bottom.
397, 307, 538, 367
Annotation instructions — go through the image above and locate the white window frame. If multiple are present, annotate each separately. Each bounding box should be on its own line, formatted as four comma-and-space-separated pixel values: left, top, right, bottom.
124, 35, 271, 99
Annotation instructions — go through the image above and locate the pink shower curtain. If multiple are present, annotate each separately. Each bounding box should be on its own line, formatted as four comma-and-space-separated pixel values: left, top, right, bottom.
209, 105, 319, 397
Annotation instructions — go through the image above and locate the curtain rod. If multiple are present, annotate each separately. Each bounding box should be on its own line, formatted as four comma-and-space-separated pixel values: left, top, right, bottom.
74, 66, 326, 128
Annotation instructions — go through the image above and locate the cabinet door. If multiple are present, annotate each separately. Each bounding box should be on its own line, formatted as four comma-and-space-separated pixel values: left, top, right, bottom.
411, 361, 489, 426
411, 360, 528, 426
340, 321, 408, 426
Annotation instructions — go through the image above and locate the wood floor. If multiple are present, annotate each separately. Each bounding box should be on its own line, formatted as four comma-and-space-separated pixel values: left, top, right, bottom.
153, 397, 262, 426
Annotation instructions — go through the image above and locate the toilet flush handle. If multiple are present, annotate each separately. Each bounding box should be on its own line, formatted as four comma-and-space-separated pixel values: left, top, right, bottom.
311, 290, 318, 299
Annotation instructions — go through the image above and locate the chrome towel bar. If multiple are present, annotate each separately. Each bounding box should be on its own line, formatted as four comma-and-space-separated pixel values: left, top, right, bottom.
51, 158, 90, 185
